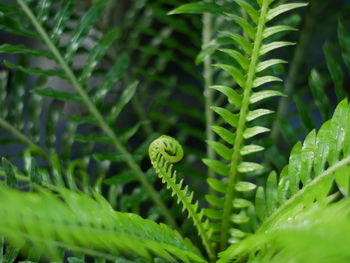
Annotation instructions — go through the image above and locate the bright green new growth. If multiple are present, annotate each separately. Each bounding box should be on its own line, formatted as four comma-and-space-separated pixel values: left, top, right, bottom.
0, 186, 205, 263
149, 135, 215, 260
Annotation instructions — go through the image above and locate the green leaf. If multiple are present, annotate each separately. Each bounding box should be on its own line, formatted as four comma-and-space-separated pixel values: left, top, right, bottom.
2, 158, 17, 188
246, 109, 274, 122
79, 28, 120, 85
266, 3, 308, 21
263, 25, 297, 39
240, 145, 264, 156
266, 171, 278, 215
205, 195, 224, 208
214, 64, 245, 88
243, 126, 270, 139
204, 208, 222, 220
238, 162, 264, 173
168, 2, 225, 15
4, 60, 67, 79
234, 0, 259, 24
259, 41, 295, 56
207, 178, 226, 194
107, 81, 138, 124
29, 159, 42, 186
233, 199, 251, 209
225, 14, 256, 40
211, 125, 235, 145
300, 130, 316, 185
65, 0, 108, 63
220, 32, 253, 55
309, 69, 331, 121
338, 21, 350, 71
250, 90, 285, 104
288, 142, 302, 195
253, 76, 282, 88
211, 106, 239, 128
255, 187, 266, 222
203, 159, 229, 177
31, 88, 82, 103
323, 43, 345, 100
0, 44, 53, 59
211, 85, 242, 107
93, 53, 129, 104
206, 140, 232, 161
257, 59, 287, 72
231, 211, 249, 224
235, 181, 256, 192
51, 0, 76, 43
218, 49, 249, 70
196, 43, 218, 65
335, 166, 350, 196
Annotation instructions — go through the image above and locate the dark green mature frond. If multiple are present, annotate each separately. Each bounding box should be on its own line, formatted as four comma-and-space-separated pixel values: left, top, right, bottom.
149, 135, 215, 261
0, 0, 178, 227
0, 186, 206, 263
218, 99, 350, 261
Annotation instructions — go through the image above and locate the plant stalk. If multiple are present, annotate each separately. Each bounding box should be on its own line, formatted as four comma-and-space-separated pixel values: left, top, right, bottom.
220, 0, 269, 250
203, 0, 215, 180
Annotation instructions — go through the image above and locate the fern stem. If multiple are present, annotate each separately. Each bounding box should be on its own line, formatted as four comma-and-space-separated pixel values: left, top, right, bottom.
203, 0, 215, 180
0, 118, 46, 157
153, 161, 215, 261
16, 0, 177, 229
258, 155, 350, 233
219, 0, 269, 250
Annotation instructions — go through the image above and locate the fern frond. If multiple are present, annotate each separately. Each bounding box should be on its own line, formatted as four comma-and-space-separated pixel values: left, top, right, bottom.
149, 135, 215, 260
0, 186, 206, 263
217, 99, 350, 262
218, 198, 350, 263
169, 0, 307, 249
3, 0, 178, 227
253, 99, 350, 233
205, 0, 306, 249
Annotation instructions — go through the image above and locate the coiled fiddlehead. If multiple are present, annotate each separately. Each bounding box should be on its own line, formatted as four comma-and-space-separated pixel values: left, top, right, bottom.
149, 135, 184, 164
149, 135, 215, 261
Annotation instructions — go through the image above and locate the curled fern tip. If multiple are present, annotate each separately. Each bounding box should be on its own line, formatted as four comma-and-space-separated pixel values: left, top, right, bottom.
149, 135, 184, 164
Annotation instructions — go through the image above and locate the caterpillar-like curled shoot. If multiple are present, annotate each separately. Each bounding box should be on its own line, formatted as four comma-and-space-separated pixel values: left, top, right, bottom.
149, 135, 184, 164
149, 135, 215, 261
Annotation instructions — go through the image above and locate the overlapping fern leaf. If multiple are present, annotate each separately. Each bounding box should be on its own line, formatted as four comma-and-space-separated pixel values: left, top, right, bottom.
219, 197, 350, 263
219, 98, 350, 262
0, 184, 206, 263
171, 0, 307, 249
